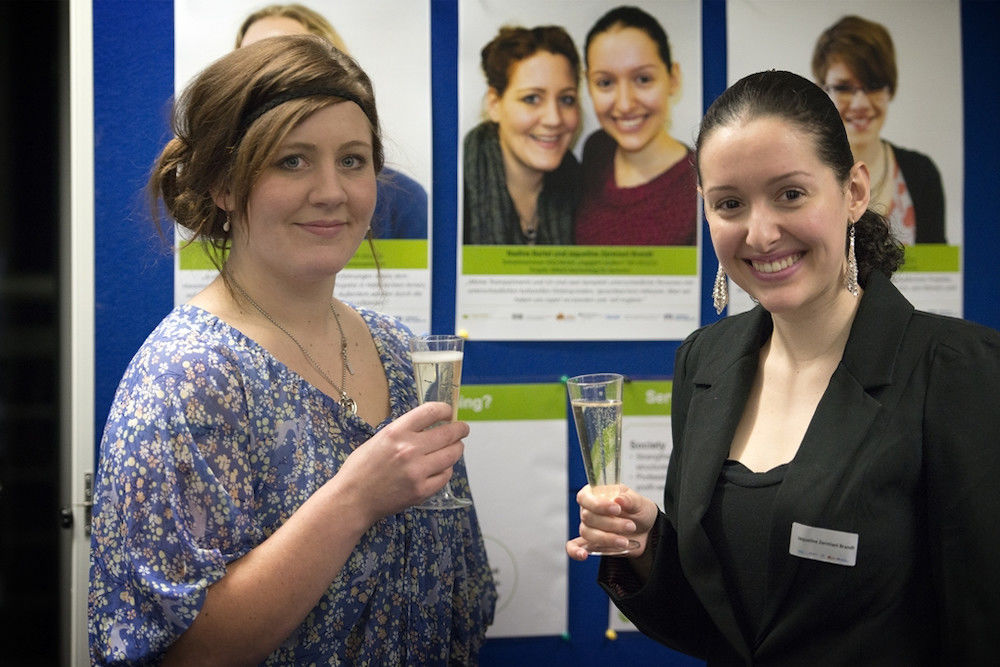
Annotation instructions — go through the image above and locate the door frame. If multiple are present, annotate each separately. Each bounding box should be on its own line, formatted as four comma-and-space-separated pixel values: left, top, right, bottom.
62, 1, 95, 664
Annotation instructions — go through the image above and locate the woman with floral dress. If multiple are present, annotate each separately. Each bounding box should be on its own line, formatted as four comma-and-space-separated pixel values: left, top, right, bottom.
89, 35, 495, 665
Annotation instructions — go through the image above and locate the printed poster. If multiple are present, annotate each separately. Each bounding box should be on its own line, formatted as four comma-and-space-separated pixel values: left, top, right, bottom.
459, 383, 568, 637
606, 380, 674, 633
457, 0, 703, 340
724, 0, 963, 317
173, 0, 432, 332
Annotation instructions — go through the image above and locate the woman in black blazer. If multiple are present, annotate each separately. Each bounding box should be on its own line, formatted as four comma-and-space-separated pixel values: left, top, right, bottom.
568, 70, 1000, 664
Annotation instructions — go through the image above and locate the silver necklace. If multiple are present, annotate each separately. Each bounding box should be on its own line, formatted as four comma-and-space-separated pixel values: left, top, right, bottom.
228, 274, 358, 415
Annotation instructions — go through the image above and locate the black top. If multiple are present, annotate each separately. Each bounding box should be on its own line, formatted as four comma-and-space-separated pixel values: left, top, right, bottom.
703, 460, 788, 647
892, 143, 946, 244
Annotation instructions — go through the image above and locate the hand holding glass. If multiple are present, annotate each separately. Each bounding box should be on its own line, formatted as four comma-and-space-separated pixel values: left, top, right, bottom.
408, 334, 472, 510
567, 373, 639, 555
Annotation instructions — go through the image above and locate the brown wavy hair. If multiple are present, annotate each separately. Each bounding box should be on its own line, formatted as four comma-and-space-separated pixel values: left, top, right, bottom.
147, 34, 382, 271
480, 25, 580, 97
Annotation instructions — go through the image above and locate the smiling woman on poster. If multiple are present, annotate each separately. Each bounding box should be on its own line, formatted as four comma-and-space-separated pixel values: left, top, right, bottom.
463, 25, 581, 245
575, 5, 697, 246
812, 15, 946, 245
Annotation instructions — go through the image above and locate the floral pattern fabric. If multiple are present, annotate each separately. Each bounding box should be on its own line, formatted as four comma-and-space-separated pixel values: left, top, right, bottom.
89, 304, 496, 665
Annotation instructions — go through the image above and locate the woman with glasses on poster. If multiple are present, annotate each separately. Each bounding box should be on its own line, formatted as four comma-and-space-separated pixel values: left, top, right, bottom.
463, 25, 582, 245
813, 14, 946, 245
574, 5, 697, 246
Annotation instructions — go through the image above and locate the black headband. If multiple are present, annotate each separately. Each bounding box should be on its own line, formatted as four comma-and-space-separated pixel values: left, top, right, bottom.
235, 86, 368, 143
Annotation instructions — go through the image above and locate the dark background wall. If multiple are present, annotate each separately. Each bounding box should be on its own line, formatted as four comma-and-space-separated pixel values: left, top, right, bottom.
0, 1, 67, 664
0, 0, 996, 665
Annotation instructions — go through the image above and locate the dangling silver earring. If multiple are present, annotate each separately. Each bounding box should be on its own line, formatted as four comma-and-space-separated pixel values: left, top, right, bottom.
713, 264, 729, 315
222, 213, 231, 234
845, 223, 859, 296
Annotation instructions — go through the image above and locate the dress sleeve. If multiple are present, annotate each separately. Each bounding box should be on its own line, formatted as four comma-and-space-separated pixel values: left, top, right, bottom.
923, 325, 1000, 661
89, 345, 258, 665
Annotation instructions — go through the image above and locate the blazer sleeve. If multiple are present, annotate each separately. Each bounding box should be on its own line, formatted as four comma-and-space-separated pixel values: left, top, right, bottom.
922, 324, 1000, 660
597, 330, 723, 658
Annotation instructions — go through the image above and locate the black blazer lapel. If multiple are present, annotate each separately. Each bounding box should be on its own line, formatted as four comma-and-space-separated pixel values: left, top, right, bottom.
674, 311, 769, 656
757, 272, 914, 643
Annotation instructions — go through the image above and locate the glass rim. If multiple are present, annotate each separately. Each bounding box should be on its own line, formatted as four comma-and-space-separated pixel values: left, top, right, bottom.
566, 372, 624, 386
409, 333, 464, 353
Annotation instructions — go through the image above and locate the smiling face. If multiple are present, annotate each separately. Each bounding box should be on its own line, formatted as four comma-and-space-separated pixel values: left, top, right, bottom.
586, 26, 678, 155
225, 102, 377, 284
699, 116, 868, 317
823, 60, 890, 155
487, 50, 580, 178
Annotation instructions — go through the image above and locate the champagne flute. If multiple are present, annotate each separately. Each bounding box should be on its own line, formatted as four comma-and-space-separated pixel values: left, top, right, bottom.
409, 334, 472, 510
567, 373, 639, 555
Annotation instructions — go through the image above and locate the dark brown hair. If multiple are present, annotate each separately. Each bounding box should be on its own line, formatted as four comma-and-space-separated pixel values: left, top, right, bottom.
812, 15, 897, 97
696, 70, 903, 284
584, 5, 672, 71
480, 25, 580, 97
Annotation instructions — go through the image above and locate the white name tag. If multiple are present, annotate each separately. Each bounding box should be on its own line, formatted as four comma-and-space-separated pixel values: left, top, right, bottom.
789, 522, 858, 567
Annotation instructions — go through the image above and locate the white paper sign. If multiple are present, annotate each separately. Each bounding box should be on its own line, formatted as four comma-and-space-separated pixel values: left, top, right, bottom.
608, 381, 673, 633
459, 384, 568, 637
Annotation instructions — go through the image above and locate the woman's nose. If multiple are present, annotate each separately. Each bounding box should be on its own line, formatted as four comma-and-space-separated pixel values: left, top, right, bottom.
745, 208, 781, 250
540, 99, 564, 127
310, 164, 348, 206
847, 88, 873, 110
614, 83, 634, 112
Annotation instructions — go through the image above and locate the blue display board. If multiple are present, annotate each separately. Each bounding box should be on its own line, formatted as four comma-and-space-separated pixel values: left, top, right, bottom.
91, 1, 999, 664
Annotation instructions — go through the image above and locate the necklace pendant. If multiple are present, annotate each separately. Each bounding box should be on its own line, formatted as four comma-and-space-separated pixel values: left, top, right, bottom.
340, 394, 358, 415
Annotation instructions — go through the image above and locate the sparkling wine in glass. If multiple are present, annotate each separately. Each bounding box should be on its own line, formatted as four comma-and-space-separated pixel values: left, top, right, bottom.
409, 334, 472, 510
567, 373, 639, 555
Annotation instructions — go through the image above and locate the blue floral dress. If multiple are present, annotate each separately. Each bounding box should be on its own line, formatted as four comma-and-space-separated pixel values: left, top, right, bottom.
89, 305, 496, 665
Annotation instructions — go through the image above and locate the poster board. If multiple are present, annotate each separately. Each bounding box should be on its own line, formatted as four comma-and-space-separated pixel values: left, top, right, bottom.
88, 1, 999, 664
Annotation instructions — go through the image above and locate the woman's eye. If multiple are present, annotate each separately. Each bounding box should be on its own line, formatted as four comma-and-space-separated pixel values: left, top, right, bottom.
521, 94, 541, 105
636, 74, 653, 85
340, 154, 367, 170
279, 155, 304, 170
593, 77, 612, 89
559, 94, 577, 107
780, 189, 804, 202
714, 199, 741, 212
